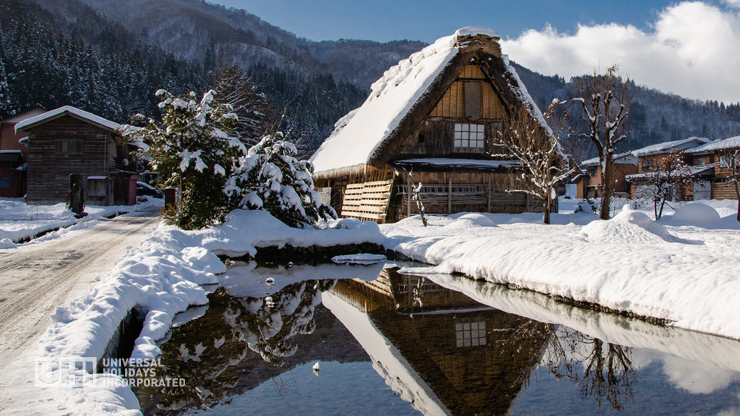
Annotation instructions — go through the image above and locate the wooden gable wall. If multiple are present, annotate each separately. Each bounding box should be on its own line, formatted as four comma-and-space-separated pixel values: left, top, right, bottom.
398, 64, 509, 157
428, 65, 506, 120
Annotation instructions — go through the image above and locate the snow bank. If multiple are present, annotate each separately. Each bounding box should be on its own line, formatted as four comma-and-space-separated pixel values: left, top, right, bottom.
0, 197, 163, 247
581, 207, 682, 244
383, 202, 740, 340
181, 209, 383, 258
670, 203, 721, 223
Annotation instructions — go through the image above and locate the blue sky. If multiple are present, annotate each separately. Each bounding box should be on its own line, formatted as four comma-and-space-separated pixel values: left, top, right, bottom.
212, 0, 676, 43
212, 0, 740, 103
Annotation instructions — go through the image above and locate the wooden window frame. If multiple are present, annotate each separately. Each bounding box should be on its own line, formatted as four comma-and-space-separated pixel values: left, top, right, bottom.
453, 123, 485, 152
56, 138, 84, 156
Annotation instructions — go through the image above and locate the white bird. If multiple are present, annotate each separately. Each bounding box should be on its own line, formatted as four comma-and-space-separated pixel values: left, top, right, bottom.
312, 362, 320, 375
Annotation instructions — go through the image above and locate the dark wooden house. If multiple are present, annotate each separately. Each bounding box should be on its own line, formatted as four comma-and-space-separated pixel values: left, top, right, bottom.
15, 106, 141, 205
311, 27, 553, 223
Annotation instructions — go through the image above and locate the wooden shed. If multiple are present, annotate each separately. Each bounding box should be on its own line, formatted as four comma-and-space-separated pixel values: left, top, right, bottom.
310, 27, 552, 223
15, 106, 141, 206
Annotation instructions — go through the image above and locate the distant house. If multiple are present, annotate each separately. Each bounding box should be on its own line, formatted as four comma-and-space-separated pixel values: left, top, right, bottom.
573, 152, 638, 199
0, 108, 46, 197
15, 106, 142, 205
626, 137, 712, 201
311, 28, 553, 223
684, 135, 740, 200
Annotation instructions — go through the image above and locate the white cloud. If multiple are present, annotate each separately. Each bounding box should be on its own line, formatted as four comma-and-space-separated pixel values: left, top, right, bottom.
726, 0, 740, 9
501, 1, 740, 103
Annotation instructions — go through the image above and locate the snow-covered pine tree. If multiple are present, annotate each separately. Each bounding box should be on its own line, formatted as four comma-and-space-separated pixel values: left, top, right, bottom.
224, 133, 336, 228
120, 89, 241, 229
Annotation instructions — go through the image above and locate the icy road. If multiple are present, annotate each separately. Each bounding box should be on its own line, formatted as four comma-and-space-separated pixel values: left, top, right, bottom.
0, 209, 160, 413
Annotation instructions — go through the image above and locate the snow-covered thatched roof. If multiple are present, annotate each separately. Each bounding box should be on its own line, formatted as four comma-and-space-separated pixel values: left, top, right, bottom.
15, 105, 120, 133
310, 27, 544, 178
684, 135, 740, 154
631, 137, 711, 157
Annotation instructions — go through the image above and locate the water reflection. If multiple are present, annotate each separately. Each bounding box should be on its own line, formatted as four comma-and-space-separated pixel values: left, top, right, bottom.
136, 278, 340, 414
134, 262, 740, 416
545, 327, 635, 411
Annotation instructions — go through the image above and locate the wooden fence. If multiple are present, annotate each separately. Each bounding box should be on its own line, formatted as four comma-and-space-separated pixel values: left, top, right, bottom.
340, 180, 394, 222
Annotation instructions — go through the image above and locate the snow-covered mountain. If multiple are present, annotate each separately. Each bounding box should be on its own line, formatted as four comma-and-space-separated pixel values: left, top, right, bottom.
4, 0, 739, 157
36, 0, 425, 89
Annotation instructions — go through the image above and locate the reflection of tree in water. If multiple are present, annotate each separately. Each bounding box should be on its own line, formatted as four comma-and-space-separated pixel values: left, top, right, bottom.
545, 326, 636, 411
136, 279, 336, 415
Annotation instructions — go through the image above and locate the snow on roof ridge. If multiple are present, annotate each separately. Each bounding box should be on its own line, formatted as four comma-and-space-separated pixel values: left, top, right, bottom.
15, 105, 120, 133
685, 135, 740, 153
631, 137, 711, 157
580, 152, 637, 166
454, 27, 501, 39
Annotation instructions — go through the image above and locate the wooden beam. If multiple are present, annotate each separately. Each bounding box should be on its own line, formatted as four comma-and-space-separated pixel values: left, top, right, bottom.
448, 175, 452, 214
407, 174, 411, 218
487, 174, 492, 212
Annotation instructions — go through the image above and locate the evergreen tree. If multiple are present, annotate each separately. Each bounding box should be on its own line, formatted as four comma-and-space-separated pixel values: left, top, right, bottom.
224, 133, 336, 228
121, 89, 241, 229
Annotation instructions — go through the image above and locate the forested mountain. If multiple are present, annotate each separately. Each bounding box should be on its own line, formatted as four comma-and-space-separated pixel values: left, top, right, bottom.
514, 63, 740, 155
2, 0, 739, 159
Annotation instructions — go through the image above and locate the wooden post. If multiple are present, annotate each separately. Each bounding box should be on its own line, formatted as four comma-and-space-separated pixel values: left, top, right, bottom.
406, 173, 411, 218
448, 175, 452, 214
487, 174, 492, 212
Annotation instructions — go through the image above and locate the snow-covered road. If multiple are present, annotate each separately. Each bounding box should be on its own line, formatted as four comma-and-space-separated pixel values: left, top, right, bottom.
0, 209, 160, 414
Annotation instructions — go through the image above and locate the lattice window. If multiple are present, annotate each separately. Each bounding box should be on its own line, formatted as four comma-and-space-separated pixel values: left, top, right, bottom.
454, 123, 485, 151
455, 320, 486, 347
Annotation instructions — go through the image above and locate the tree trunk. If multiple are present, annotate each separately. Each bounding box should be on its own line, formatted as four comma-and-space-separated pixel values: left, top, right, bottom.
543, 190, 551, 224
735, 181, 739, 222
599, 154, 615, 220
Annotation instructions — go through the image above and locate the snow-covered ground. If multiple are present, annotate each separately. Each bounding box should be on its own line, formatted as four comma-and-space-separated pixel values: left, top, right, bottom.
0, 197, 163, 248
10, 198, 740, 414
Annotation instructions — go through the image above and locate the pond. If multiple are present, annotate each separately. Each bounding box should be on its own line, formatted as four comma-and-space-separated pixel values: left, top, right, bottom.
132, 261, 740, 415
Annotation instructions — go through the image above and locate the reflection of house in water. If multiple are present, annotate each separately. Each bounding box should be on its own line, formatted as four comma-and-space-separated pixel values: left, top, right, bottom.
329, 268, 551, 416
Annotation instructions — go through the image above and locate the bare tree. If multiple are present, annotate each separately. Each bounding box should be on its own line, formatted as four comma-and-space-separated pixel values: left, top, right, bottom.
715, 147, 740, 221
494, 103, 576, 224
569, 66, 632, 220
211, 65, 271, 146
632, 152, 694, 219
546, 327, 636, 411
